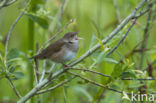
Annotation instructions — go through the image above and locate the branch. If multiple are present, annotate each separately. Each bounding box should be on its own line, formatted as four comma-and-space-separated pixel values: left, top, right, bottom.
139, 6, 153, 69
106, 18, 136, 56
113, 0, 121, 23
70, 68, 111, 78
3, 11, 24, 99
122, 78, 156, 80
67, 71, 125, 94
18, 0, 150, 102
34, 44, 40, 84
57, 0, 66, 29
39, 60, 46, 82
47, 0, 68, 35
69, 0, 147, 66
17, 68, 70, 103
0, 0, 17, 9
4, 12, 24, 67
6, 76, 22, 98
36, 76, 76, 95
143, 58, 156, 71
135, 7, 150, 18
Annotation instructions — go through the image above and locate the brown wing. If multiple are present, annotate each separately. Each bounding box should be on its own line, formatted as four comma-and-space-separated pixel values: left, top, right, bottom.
33, 39, 65, 59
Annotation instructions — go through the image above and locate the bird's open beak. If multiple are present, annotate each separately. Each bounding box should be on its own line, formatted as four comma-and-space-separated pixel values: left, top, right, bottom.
76, 37, 83, 40
78, 37, 83, 40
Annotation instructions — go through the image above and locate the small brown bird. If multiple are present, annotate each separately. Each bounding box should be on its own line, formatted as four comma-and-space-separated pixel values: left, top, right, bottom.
32, 32, 82, 66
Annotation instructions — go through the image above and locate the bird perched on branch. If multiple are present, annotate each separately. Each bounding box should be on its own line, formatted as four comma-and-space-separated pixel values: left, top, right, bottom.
31, 32, 82, 67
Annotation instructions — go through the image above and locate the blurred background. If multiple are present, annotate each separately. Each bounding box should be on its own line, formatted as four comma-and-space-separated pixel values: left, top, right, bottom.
0, 0, 156, 103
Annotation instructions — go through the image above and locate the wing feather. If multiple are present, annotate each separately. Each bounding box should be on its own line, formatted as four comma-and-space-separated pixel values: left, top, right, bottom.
33, 39, 64, 59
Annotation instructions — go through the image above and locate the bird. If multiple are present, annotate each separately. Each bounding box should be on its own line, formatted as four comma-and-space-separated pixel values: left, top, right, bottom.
32, 32, 82, 67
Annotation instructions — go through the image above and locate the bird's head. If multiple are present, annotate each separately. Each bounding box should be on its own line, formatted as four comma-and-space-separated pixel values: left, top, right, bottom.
63, 32, 82, 43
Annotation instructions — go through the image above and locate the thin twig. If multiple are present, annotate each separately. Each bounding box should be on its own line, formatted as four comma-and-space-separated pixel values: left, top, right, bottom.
151, 59, 156, 66
122, 78, 156, 80
39, 60, 46, 83
4, 12, 24, 67
57, 0, 66, 29
3, 11, 24, 100
47, 0, 68, 35
67, 71, 124, 94
17, 0, 150, 102
39, 63, 56, 88
70, 68, 111, 78
6, 76, 22, 98
106, 18, 137, 56
135, 6, 150, 18
144, 57, 156, 71
5, 0, 17, 6
113, 0, 122, 23
34, 43, 40, 84
17, 68, 70, 103
0, 0, 16, 9
97, 0, 102, 27
36, 76, 76, 95
0, 0, 17, 9
139, 8, 153, 69
0, 0, 7, 9
69, 0, 147, 66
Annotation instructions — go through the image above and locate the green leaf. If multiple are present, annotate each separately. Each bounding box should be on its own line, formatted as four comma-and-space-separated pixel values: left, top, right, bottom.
13, 72, 24, 79
73, 86, 93, 102
7, 48, 19, 60
9, 66, 16, 73
89, 33, 96, 49
128, 81, 144, 88
121, 70, 136, 79
96, 51, 106, 63
25, 13, 49, 29
103, 58, 118, 64
111, 63, 123, 80
0, 43, 4, 51
98, 40, 104, 51
29, 0, 46, 12
96, 48, 110, 63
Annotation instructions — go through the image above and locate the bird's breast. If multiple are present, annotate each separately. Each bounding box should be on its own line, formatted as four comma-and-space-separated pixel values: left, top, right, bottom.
63, 50, 77, 62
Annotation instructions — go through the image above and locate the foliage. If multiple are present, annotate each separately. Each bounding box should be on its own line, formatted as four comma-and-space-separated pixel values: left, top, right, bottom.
0, 0, 156, 103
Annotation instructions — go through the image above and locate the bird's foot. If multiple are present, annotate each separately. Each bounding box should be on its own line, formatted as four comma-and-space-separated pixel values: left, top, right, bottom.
62, 64, 71, 69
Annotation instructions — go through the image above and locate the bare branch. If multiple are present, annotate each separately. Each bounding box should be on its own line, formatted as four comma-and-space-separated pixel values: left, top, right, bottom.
39, 60, 46, 83
17, 0, 151, 102
70, 68, 111, 78
34, 44, 40, 84
113, 0, 121, 23
47, 0, 68, 34
139, 7, 153, 69
2, 11, 24, 99
6, 76, 22, 98
57, 0, 66, 29
122, 78, 156, 80
17, 68, 70, 103
106, 18, 136, 56
36, 76, 76, 95
69, 0, 148, 66
4, 12, 24, 67
0, 0, 17, 9
67, 71, 124, 94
